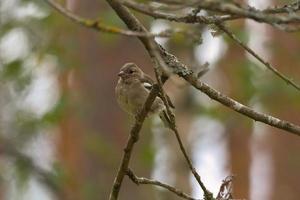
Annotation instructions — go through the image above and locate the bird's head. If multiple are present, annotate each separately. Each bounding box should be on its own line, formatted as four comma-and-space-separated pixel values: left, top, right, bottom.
118, 63, 143, 81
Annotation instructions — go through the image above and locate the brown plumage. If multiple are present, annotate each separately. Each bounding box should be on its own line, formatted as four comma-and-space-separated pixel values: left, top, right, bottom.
115, 63, 173, 126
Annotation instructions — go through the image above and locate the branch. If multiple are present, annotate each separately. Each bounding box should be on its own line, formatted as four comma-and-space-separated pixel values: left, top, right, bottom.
122, 0, 300, 32
122, 0, 232, 24
182, 0, 300, 25
263, 1, 300, 14
123, 0, 300, 30
151, 0, 300, 15
215, 23, 300, 91
126, 169, 201, 200
109, 84, 161, 200
45, 0, 179, 38
158, 46, 300, 136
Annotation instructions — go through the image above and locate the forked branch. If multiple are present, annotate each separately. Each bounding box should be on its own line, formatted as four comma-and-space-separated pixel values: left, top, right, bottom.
126, 169, 201, 200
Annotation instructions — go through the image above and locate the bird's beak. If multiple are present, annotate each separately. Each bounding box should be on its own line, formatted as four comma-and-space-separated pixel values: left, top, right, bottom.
118, 71, 125, 77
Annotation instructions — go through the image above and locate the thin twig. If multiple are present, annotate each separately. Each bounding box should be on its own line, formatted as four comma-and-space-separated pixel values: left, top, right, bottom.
109, 84, 161, 200
183, 0, 300, 25
151, 0, 300, 15
45, 0, 178, 38
126, 169, 201, 200
260, 1, 300, 14
122, 0, 229, 24
123, 0, 300, 30
215, 23, 300, 91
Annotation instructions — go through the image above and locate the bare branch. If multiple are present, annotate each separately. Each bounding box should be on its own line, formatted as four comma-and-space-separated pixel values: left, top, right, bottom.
215, 23, 300, 91
179, 0, 300, 25
259, 1, 300, 14
123, 0, 300, 29
45, 0, 179, 38
159, 47, 300, 136
126, 169, 201, 200
122, 0, 231, 24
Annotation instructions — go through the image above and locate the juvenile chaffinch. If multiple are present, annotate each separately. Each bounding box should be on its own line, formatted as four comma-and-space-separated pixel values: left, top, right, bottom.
115, 63, 173, 126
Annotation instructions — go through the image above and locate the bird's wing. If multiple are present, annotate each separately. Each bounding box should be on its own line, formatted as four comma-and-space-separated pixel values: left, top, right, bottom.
140, 74, 175, 109
140, 74, 154, 91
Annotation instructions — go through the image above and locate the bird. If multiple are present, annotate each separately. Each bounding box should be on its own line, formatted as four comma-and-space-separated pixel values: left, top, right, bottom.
115, 62, 174, 127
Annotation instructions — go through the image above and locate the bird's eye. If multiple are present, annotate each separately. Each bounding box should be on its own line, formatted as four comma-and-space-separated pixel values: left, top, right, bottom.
128, 70, 134, 74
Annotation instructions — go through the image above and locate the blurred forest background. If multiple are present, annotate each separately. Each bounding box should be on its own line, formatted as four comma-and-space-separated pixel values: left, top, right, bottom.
0, 0, 300, 200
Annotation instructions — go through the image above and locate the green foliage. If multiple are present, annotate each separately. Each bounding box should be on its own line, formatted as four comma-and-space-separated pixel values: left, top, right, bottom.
81, 181, 100, 200
51, 161, 68, 188
236, 60, 257, 101
1, 60, 23, 79
84, 134, 118, 165
15, 156, 32, 189
140, 143, 155, 166
169, 24, 203, 48
42, 96, 67, 124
